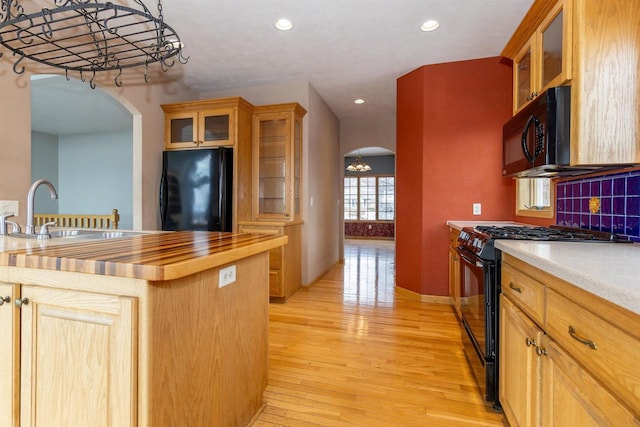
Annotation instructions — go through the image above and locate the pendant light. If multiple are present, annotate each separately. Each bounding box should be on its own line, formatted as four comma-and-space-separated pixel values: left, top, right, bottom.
346, 153, 371, 172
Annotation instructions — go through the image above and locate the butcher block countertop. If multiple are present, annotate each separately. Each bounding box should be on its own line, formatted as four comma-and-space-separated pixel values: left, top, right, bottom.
0, 231, 287, 281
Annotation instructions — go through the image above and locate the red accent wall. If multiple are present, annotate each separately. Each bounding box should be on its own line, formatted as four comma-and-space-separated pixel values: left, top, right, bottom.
396, 57, 514, 296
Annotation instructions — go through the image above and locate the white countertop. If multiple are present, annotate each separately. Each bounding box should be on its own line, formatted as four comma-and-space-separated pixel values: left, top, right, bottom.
496, 240, 640, 316
446, 220, 527, 231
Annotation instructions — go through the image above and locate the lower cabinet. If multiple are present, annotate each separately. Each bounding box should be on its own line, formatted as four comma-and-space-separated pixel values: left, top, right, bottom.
239, 221, 302, 302
0, 282, 19, 427
541, 337, 638, 426
499, 254, 640, 426
499, 295, 543, 427
19, 286, 136, 426
448, 227, 461, 319
0, 283, 136, 427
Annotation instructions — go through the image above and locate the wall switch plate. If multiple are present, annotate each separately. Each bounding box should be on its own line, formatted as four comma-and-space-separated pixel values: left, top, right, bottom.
0, 200, 19, 216
219, 265, 236, 287
473, 203, 482, 215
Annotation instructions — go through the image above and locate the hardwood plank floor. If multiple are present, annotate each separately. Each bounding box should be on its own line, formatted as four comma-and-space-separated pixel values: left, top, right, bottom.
253, 239, 507, 426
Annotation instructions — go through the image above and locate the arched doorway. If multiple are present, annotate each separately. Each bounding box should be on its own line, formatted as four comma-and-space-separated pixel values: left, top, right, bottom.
341, 146, 396, 250
30, 75, 139, 229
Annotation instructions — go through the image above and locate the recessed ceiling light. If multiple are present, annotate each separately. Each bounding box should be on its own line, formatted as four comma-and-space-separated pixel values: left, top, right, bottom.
354, 99, 365, 104
275, 18, 293, 31
420, 19, 440, 32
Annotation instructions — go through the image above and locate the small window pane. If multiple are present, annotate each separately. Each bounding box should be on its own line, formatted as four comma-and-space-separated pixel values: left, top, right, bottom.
378, 177, 395, 220
344, 177, 358, 220
359, 177, 376, 220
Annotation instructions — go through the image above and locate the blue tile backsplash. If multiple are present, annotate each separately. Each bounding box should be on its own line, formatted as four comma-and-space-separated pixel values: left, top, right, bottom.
556, 169, 640, 242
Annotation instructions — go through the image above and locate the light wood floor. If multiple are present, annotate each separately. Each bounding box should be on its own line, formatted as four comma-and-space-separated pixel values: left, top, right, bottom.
253, 240, 508, 426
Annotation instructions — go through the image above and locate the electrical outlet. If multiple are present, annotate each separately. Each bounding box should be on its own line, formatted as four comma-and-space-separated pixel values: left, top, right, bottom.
473, 203, 482, 216
219, 265, 236, 287
0, 200, 19, 215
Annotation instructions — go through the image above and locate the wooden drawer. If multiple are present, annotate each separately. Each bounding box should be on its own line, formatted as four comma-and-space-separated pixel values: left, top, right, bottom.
546, 288, 640, 415
501, 261, 546, 325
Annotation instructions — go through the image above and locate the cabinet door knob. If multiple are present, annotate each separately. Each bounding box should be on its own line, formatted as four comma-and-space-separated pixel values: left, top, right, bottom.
15, 297, 29, 307
0, 296, 10, 306
525, 337, 536, 347
535, 346, 547, 356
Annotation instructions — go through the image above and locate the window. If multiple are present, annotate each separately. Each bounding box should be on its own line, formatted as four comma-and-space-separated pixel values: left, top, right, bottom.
515, 178, 555, 218
344, 175, 395, 221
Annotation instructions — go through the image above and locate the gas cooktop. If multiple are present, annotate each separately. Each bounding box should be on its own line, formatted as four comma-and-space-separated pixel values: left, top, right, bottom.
458, 225, 629, 261
474, 225, 627, 242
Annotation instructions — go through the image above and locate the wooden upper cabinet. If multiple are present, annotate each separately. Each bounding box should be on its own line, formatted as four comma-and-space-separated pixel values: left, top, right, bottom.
161, 97, 254, 150
252, 103, 306, 221
504, 0, 640, 165
509, 0, 572, 112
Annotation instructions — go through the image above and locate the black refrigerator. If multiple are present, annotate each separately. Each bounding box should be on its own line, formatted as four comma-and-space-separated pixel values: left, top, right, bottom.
160, 147, 233, 231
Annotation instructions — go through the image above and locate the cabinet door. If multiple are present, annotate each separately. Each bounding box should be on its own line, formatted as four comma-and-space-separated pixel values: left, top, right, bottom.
499, 295, 543, 427
254, 113, 291, 219
514, 38, 536, 112
448, 246, 460, 319
541, 337, 639, 426
19, 286, 137, 427
0, 282, 19, 427
539, 1, 571, 90
165, 111, 198, 149
198, 108, 235, 147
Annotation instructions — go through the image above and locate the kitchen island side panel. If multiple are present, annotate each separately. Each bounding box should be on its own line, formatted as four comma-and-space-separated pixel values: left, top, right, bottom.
145, 252, 269, 426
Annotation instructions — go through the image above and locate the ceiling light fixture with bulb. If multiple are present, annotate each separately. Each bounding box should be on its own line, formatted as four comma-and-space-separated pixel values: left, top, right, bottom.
420, 19, 440, 32
275, 18, 293, 31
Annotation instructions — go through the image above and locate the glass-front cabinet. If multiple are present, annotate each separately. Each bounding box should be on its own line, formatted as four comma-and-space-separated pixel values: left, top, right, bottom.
252, 103, 306, 221
161, 98, 254, 150
511, 0, 571, 113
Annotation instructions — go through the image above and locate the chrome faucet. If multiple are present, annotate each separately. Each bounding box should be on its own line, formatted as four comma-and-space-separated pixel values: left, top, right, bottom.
25, 179, 58, 235
0, 212, 19, 235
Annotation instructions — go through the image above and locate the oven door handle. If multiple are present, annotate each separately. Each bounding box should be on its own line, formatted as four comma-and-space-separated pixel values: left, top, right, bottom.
457, 250, 484, 268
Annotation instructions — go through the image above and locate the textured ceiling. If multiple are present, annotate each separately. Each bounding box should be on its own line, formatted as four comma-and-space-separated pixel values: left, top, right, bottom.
30, 0, 533, 135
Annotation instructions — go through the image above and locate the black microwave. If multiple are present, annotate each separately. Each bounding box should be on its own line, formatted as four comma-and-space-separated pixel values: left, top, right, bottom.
503, 86, 574, 177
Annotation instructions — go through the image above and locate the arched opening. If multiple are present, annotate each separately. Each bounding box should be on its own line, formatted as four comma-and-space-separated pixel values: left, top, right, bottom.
342, 146, 396, 241
30, 75, 141, 229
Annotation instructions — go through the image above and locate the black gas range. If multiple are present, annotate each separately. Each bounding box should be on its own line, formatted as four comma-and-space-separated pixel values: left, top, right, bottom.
459, 224, 628, 261
455, 224, 628, 410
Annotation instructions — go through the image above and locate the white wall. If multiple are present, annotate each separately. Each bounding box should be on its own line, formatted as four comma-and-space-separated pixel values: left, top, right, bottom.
57, 130, 133, 229
201, 81, 341, 284
306, 85, 341, 283
31, 131, 59, 214
340, 114, 396, 156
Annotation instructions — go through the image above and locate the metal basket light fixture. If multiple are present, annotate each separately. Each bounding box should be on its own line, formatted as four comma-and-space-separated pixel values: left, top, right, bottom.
0, 0, 188, 88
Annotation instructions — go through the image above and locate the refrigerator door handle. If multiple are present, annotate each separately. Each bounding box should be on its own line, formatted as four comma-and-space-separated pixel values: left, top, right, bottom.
159, 166, 167, 227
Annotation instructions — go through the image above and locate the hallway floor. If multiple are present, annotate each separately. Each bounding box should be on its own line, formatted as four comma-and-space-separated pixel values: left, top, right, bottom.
253, 239, 507, 426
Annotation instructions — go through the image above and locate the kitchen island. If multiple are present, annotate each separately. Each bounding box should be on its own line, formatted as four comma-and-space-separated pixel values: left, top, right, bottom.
0, 231, 286, 427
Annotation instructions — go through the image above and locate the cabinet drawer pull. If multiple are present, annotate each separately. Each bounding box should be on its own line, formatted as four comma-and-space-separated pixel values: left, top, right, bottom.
509, 283, 523, 293
0, 296, 10, 306
568, 326, 597, 350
